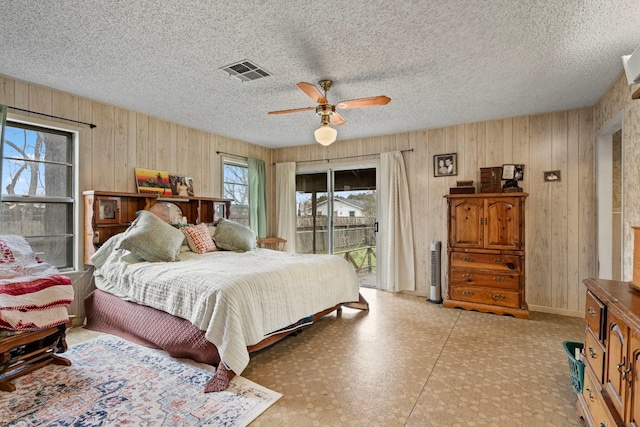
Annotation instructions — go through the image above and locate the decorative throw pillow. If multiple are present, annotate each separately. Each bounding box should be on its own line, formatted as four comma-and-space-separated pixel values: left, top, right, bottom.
182, 223, 217, 254
213, 218, 257, 252
117, 210, 184, 262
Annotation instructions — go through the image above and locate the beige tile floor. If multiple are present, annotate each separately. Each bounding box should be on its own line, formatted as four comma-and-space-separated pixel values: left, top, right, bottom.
67, 288, 586, 427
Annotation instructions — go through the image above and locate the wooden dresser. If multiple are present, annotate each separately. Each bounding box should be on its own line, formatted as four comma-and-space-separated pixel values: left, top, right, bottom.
580, 278, 640, 426
443, 193, 528, 319
83, 191, 231, 264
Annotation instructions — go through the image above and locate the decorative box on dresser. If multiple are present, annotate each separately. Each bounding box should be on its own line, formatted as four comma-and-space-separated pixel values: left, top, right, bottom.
443, 192, 528, 319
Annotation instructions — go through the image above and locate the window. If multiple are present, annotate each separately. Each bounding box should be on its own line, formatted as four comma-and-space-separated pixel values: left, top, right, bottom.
222, 160, 250, 226
1, 121, 76, 270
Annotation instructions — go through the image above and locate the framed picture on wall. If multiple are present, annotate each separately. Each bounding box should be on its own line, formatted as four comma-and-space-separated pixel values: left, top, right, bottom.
434, 153, 457, 177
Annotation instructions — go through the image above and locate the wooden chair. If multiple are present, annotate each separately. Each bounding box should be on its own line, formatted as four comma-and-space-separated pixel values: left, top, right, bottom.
256, 237, 287, 251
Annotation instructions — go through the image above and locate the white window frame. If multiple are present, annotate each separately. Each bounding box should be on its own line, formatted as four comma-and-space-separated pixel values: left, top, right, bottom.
3, 113, 81, 272
221, 156, 250, 226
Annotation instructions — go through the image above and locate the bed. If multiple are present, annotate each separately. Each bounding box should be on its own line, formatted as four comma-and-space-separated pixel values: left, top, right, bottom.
85, 212, 368, 392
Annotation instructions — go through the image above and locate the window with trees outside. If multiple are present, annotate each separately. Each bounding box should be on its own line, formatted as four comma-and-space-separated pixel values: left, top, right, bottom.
222, 160, 250, 226
1, 121, 75, 270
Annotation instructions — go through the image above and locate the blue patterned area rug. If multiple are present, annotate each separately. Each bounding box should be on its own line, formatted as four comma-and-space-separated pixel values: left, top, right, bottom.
0, 334, 281, 426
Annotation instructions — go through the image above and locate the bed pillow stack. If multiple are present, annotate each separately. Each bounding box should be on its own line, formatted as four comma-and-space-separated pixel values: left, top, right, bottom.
182, 223, 217, 254
117, 210, 184, 262
213, 218, 257, 252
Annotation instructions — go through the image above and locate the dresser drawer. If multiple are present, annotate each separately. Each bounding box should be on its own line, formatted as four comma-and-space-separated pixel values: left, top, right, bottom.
584, 327, 605, 384
450, 285, 520, 308
450, 252, 521, 272
450, 268, 519, 291
582, 365, 617, 427
585, 291, 605, 341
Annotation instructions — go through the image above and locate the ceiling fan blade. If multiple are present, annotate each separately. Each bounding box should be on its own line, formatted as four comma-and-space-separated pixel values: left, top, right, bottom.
330, 112, 346, 125
297, 82, 328, 104
267, 106, 315, 115
336, 95, 391, 110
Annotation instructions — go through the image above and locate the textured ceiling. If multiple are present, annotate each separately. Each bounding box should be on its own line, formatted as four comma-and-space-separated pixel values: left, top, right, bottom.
1, 1, 639, 149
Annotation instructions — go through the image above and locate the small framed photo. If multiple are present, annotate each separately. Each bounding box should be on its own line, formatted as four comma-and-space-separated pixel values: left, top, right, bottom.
97, 197, 120, 224
502, 164, 524, 181
434, 153, 457, 177
544, 170, 561, 182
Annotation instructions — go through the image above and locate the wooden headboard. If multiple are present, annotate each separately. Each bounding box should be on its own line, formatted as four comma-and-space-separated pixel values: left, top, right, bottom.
83, 191, 231, 264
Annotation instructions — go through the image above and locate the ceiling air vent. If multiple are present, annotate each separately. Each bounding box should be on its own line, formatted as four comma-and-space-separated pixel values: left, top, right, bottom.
220, 60, 270, 82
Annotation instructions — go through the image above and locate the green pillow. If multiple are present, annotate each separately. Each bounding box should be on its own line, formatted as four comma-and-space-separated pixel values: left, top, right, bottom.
213, 218, 257, 252
117, 210, 184, 262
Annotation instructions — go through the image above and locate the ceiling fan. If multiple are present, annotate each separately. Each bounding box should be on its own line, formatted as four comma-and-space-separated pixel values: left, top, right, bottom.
268, 80, 391, 146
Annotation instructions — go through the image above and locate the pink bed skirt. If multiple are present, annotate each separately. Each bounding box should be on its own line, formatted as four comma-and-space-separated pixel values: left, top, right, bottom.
84, 289, 220, 366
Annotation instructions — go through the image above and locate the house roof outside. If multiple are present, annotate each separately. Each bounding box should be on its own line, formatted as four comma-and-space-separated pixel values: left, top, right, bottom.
1, 1, 639, 148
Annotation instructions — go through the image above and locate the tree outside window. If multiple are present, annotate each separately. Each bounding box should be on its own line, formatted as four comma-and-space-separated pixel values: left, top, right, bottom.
1, 122, 75, 270
223, 161, 250, 226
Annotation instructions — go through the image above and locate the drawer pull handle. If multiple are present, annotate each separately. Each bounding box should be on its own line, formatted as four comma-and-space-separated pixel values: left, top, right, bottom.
599, 422, 607, 427
462, 291, 474, 296
462, 256, 474, 262
585, 387, 594, 402
462, 274, 474, 280
617, 357, 627, 373
493, 258, 505, 264
588, 347, 597, 359
492, 294, 506, 301
587, 307, 597, 317
493, 276, 505, 282
623, 363, 633, 386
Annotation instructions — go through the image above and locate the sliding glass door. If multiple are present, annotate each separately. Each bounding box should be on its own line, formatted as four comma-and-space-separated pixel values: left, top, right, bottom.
296, 165, 378, 288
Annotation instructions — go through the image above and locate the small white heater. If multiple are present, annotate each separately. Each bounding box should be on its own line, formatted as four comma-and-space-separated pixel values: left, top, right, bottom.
427, 241, 442, 304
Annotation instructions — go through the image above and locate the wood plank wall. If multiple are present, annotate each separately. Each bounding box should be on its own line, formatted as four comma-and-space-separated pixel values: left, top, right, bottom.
273, 108, 596, 316
1, 72, 614, 316
0, 75, 273, 320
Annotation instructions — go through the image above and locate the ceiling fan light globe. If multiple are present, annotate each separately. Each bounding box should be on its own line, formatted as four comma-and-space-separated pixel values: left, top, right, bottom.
314, 124, 337, 146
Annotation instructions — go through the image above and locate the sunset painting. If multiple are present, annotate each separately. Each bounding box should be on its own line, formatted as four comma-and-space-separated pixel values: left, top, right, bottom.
135, 168, 172, 195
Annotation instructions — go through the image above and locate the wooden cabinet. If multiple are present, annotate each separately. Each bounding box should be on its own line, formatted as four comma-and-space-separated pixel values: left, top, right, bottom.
444, 193, 528, 319
84, 191, 232, 264
580, 279, 640, 426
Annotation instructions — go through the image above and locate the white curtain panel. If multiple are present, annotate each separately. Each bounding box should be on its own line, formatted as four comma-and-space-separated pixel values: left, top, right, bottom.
275, 162, 297, 253
380, 151, 416, 292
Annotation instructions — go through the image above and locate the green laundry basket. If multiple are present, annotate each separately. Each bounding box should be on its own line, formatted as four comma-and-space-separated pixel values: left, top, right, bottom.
563, 341, 585, 393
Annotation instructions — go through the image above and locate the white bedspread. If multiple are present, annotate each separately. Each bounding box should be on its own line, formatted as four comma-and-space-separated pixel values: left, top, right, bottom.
93, 238, 359, 375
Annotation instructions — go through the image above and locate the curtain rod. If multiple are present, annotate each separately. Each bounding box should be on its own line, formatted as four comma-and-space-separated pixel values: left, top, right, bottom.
280, 147, 414, 165
7, 106, 97, 129
216, 150, 248, 160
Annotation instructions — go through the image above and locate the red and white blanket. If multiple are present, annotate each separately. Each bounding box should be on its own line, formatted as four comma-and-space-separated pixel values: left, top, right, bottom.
0, 235, 74, 331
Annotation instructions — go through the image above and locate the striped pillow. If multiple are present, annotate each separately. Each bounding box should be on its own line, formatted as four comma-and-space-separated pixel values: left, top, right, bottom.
183, 223, 217, 254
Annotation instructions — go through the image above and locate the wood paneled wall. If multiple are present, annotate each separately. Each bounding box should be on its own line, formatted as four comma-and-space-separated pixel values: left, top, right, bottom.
273, 108, 596, 316
1, 72, 610, 316
0, 75, 273, 320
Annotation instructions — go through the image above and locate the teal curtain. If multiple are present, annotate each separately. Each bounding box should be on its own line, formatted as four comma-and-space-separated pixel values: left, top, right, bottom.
0, 105, 7, 203
248, 158, 268, 238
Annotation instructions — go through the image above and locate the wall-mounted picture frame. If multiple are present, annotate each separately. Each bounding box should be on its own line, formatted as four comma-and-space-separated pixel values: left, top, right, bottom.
544, 170, 561, 182
434, 153, 457, 177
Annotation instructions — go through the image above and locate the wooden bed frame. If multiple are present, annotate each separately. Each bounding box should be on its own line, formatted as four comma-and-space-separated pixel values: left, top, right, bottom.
85, 289, 368, 392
